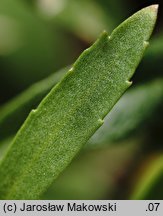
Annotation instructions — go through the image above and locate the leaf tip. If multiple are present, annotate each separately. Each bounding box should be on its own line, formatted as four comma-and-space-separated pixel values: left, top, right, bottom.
149, 4, 159, 12
146, 4, 159, 19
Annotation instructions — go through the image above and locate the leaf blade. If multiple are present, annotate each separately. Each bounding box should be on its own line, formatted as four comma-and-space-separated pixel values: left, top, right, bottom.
0, 5, 158, 199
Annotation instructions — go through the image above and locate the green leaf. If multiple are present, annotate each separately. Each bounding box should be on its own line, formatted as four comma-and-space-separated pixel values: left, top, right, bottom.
0, 5, 158, 199
0, 67, 68, 143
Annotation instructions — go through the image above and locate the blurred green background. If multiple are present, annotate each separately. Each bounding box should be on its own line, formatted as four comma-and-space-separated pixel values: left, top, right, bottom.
0, 0, 162, 199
